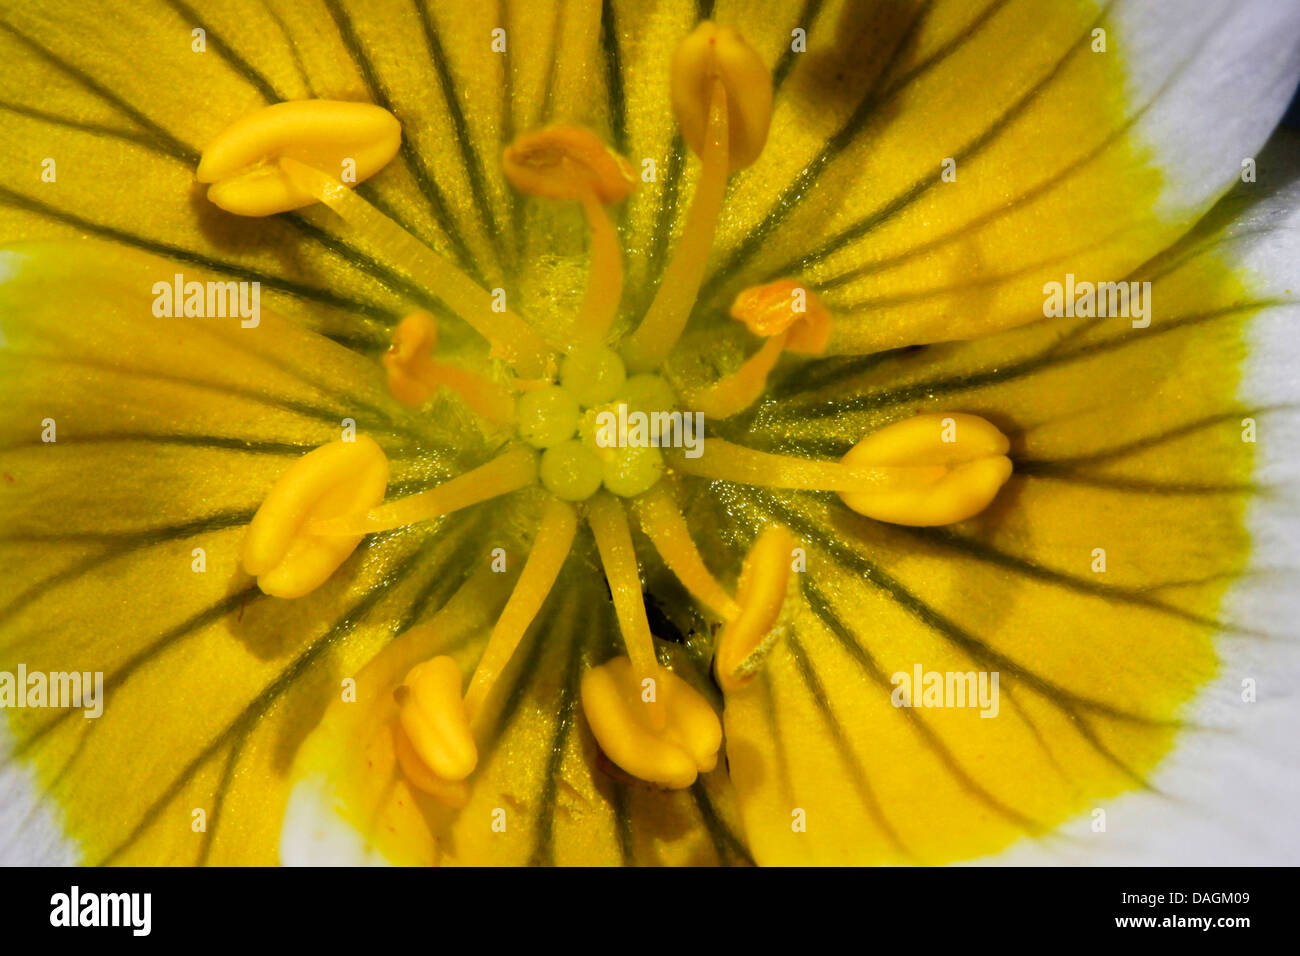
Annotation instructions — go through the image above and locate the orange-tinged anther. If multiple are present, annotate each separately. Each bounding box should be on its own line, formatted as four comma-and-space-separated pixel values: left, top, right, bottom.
671, 21, 772, 171
502, 126, 635, 204
381, 311, 516, 424
730, 279, 832, 355
714, 526, 796, 691
383, 311, 440, 406
839, 413, 1013, 526
581, 656, 722, 790
504, 127, 635, 346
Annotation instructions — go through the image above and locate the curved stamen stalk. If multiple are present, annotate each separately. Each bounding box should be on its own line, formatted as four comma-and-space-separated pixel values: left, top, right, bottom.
680, 331, 787, 419
666, 438, 942, 490
587, 492, 666, 728
384, 311, 517, 424
419, 362, 518, 424
312, 446, 537, 536
633, 483, 739, 620
573, 189, 624, 346
501, 126, 634, 349
623, 76, 730, 371
278, 157, 554, 377
463, 497, 578, 719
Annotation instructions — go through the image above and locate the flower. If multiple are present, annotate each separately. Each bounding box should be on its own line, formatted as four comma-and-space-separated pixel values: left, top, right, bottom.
1, 0, 1299, 867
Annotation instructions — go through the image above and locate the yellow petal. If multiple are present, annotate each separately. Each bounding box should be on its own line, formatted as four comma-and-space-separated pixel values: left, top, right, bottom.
711, 154, 1290, 862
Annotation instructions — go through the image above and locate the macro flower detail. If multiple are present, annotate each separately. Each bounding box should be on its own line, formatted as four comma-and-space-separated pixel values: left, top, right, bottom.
1, 0, 1298, 870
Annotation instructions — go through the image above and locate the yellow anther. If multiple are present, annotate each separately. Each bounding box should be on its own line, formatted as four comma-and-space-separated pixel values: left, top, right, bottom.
197, 100, 401, 217
382, 311, 515, 424
714, 526, 796, 692
671, 22, 772, 171
396, 656, 477, 782
839, 413, 1014, 526
502, 126, 635, 204
393, 723, 470, 808
242, 437, 389, 598
581, 656, 722, 790
730, 279, 832, 355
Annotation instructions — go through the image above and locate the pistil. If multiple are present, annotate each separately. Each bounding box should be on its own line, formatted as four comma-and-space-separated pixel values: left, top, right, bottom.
502, 126, 635, 347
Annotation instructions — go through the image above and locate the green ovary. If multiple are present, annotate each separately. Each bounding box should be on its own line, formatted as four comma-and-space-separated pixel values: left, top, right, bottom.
525, 346, 677, 501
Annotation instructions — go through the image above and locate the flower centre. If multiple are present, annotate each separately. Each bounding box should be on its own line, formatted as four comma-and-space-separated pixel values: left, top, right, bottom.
202, 19, 1015, 799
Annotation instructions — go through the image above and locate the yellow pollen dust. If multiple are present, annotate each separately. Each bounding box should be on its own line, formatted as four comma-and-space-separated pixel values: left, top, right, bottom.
580, 656, 722, 790
196, 100, 401, 217
839, 413, 1014, 526
241, 436, 389, 598
714, 525, 796, 692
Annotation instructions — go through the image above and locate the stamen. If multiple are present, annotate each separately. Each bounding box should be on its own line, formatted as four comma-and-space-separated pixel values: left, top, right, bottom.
714, 526, 796, 692
624, 22, 773, 371
277, 157, 554, 377
383, 311, 516, 424
730, 279, 832, 355
503, 127, 635, 346
242, 436, 388, 598
580, 656, 722, 790
683, 280, 832, 418
623, 76, 728, 372
667, 437, 943, 490
312, 446, 537, 536
586, 492, 665, 727
839, 412, 1013, 526
462, 497, 578, 717
681, 332, 786, 419
197, 100, 401, 217
633, 483, 739, 620
396, 655, 476, 781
